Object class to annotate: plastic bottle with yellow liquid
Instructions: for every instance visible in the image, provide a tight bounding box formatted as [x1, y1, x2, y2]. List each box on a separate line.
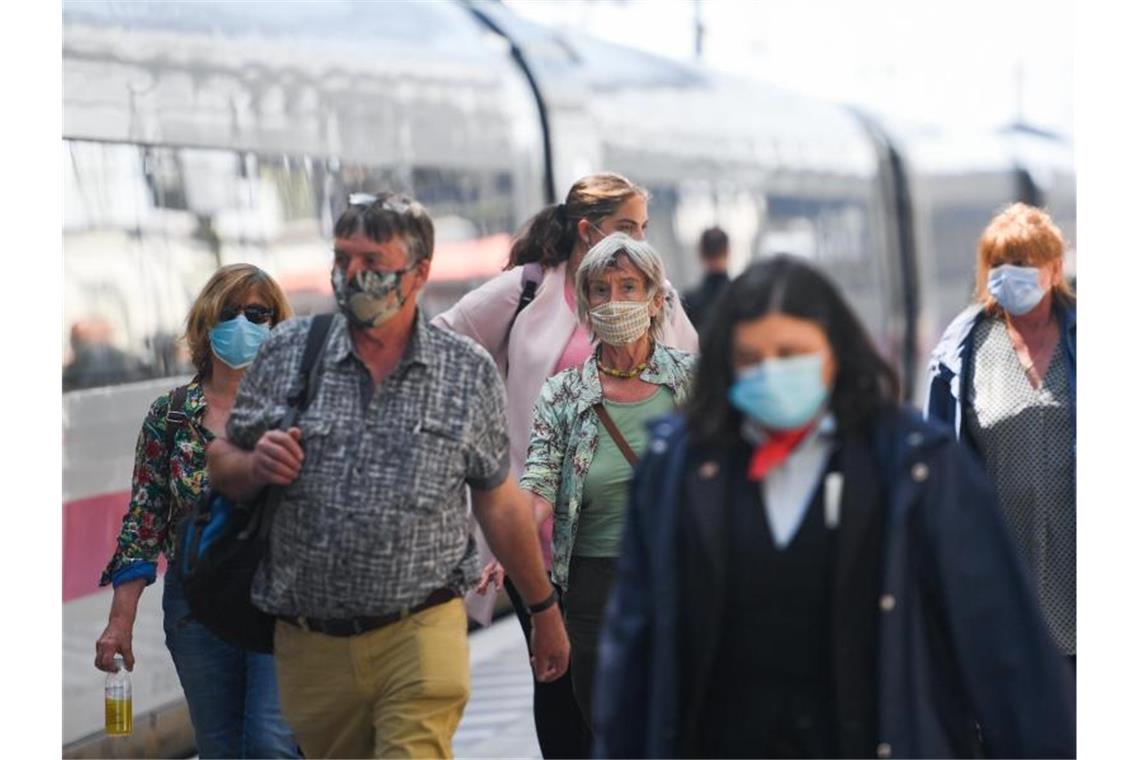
[105, 654, 132, 736]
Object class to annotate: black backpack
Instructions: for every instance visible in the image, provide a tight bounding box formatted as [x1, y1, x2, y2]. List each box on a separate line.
[176, 313, 334, 653]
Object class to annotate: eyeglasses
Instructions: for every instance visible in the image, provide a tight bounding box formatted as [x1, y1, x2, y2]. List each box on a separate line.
[220, 303, 275, 325]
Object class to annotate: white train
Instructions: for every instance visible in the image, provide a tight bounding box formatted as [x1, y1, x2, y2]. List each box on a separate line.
[62, 1, 1075, 755]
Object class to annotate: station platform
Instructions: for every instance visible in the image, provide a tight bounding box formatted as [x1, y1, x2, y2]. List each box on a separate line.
[454, 616, 541, 759]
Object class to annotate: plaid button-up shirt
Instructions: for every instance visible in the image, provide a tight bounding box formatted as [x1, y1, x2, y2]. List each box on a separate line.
[227, 310, 510, 618]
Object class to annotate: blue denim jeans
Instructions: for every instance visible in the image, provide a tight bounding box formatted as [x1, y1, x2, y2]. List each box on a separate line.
[162, 564, 299, 758]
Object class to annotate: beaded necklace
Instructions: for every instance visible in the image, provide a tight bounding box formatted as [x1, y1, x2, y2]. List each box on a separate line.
[595, 343, 652, 379]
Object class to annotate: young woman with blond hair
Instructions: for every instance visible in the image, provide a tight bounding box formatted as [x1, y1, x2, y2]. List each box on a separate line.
[95, 264, 299, 758]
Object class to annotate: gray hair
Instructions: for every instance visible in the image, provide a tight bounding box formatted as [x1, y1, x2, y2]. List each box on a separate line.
[575, 232, 668, 339]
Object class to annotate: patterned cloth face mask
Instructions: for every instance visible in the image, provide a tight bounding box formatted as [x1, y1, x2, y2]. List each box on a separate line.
[589, 299, 652, 346]
[331, 265, 414, 329]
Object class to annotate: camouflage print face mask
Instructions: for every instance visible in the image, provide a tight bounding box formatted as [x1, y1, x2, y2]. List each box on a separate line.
[330, 264, 415, 329]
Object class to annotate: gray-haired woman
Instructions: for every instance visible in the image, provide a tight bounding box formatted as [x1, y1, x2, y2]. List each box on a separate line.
[514, 232, 696, 734]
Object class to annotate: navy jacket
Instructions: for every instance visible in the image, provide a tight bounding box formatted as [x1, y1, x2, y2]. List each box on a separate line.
[593, 408, 1076, 759]
[926, 302, 1076, 451]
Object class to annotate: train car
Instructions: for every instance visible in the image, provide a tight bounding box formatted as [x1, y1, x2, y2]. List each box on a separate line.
[62, 1, 1075, 755]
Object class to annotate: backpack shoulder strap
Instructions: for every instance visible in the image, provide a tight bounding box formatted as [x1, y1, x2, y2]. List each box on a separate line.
[165, 384, 190, 463]
[513, 262, 543, 321]
[298, 313, 335, 407]
[503, 263, 545, 376]
[251, 313, 336, 541]
[164, 383, 190, 524]
[284, 313, 335, 423]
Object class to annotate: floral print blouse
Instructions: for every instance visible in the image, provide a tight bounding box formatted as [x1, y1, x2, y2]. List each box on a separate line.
[520, 343, 696, 592]
[99, 380, 213, 588]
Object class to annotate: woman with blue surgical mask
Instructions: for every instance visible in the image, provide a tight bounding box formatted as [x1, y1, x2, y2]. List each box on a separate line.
[926, 202, 1076, 669]
[592, 256, 1075, 759]
[96, 264, 300, 758]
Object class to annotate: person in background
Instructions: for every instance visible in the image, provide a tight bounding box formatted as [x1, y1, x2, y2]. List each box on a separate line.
[207, 193, 569, 759]
[681, 226, 730, 334]
[927, 202, 1076, 667]
[594, 256, 1075, 759]
[513, 233, 696, 739]
[95, 264, 298, 758]
[435, 172, 698, 758]
[63, 316, 149, 391]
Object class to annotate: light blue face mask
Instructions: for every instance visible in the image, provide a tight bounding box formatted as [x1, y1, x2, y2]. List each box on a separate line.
[209, 314, 271, 370]
[728, 352, 829, 431]
[987, 264, 1045, 316]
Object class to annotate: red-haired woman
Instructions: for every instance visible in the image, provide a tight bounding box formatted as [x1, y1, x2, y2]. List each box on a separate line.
[927, 203, 1076, 666]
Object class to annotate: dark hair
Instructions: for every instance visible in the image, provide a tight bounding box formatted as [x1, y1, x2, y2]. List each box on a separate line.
[685, 255, 900, 449]
[507, 172, 647, 269]
[333, 191, 434, 264]
[699, 226, 729, 260]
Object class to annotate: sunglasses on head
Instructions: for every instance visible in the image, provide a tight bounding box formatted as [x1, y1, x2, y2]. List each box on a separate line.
[348, 192, 412, 213]
[220, 303, 275, 325]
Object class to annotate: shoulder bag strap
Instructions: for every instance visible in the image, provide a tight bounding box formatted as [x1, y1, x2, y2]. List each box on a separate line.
[164, 384, 190, 524]
[250, 313, 336, 541]
[593, 402, 639, 468]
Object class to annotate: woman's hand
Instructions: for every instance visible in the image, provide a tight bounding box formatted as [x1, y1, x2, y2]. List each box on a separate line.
[95, 578, 145, 672]
[475, 560, 505, 595]
[530, 605, 570, 682]
[95, 618, 135, 672]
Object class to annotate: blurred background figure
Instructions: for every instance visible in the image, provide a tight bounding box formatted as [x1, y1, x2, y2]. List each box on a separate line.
[926, 203, 1076, 666]
[94, 264, 297, 759]
[681, 226, 730, 335]
[594, 256, 1075, 759]
[63, 317, 148, 391]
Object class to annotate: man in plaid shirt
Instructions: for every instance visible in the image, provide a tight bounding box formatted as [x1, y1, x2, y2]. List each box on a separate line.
[209, 192, 568, 759]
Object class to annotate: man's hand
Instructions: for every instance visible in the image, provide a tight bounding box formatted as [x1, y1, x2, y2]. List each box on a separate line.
[95, 618, 135, 673]
[529, 605, 570, 682]
[252, 427, 304, 486]
[475, 560, 505, 595]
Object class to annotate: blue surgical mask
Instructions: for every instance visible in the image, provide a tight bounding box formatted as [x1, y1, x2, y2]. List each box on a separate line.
[987, 264, 1045, 316]
[728, 353, 829, 431]
[209, 314, 271, 369]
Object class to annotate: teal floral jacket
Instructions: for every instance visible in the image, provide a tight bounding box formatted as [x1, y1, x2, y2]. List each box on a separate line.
[519, 344, 696, 592]
[99, 380, 214, 587]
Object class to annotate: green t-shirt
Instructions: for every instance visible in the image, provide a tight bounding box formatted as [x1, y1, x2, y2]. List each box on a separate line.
[575, 386, 676, 558]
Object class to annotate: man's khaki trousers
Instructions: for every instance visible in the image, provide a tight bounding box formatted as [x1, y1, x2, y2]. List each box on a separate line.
[273, 598, 470, 758]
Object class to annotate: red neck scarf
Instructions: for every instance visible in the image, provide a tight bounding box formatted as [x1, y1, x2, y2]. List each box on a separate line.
[747, 423, 815, 481]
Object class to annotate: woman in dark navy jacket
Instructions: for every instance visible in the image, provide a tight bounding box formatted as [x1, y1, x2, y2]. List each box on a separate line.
[593, 256, 1075, 759]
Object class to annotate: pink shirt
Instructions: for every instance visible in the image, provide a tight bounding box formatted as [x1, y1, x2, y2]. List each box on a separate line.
[553, 277, 595, 376]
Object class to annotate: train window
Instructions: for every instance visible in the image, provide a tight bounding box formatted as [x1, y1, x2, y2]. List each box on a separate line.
[142, 148, 189, 211]
[760, 192, 892, 354]
[64, 138, 524, 392]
